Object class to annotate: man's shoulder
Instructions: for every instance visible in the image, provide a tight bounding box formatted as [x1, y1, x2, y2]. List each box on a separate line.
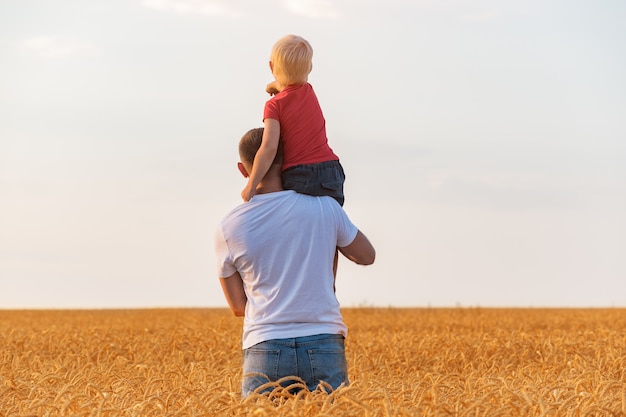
[221, 191, 296, 218]
[296, 194, 346, 218]
[222, 192, 340, 219]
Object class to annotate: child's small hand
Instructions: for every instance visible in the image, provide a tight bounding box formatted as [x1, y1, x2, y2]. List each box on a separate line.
[266, 81, 281, 96]
[241, 183, 256, 202]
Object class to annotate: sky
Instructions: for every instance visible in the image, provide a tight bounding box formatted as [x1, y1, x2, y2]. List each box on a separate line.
[1, 0, 625, 309]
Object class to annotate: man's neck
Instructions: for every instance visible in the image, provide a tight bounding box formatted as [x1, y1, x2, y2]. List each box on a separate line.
[254, 177, 284, 195]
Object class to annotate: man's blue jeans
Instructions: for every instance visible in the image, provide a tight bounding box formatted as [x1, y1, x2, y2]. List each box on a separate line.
[242, 333, 349, 397]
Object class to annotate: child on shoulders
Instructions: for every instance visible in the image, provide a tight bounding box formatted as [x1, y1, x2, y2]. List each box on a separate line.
[241, 34, 345, 206]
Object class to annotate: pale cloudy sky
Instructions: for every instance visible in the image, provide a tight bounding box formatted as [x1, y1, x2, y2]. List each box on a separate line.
[1, 0, 624, 309]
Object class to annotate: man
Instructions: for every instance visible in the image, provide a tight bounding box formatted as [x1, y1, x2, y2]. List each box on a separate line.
[215, 127, 375, 398]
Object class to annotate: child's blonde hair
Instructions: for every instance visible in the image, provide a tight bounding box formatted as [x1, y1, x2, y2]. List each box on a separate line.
[270, 35, 313, 87]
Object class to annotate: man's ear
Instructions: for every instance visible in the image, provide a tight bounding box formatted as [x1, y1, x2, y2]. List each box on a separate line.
[237, 162, 249, 178]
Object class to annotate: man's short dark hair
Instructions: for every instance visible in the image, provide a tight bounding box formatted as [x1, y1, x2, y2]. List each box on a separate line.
[239, 127, 283, 167]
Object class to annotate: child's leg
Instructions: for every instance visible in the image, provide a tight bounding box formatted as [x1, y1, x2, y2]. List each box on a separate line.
[282, 161, 345, 206]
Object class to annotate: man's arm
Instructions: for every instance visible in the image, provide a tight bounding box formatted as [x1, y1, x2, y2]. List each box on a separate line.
[339, 230, 376, 265]
[219, 272, 247, 317]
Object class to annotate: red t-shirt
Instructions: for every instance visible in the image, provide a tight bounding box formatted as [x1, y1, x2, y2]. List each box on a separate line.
[264, 83, 339, 171]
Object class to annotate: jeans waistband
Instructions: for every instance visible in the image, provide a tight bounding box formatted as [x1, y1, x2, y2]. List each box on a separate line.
[249, 333, 344, 349]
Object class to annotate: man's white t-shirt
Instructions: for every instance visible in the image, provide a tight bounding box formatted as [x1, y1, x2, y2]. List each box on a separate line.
[215, 190, 358, 349]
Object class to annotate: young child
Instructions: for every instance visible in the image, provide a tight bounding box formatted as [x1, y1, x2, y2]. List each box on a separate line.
[240, 34, 345, 206]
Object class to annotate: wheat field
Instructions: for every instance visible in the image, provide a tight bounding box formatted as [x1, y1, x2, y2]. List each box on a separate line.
[1, 308, 625, 416]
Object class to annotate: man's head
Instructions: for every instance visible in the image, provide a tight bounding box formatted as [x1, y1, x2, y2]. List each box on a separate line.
[269, 34, 313, 87]
[238, 127, 283, 179]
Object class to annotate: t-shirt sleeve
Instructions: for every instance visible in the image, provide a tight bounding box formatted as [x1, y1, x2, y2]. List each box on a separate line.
[263, 98, 279, 122]
[214, 225, 237, 278]
[333, 204, 359, 248]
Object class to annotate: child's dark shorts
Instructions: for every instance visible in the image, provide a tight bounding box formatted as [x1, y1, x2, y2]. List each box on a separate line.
[281, 160, 345, 206]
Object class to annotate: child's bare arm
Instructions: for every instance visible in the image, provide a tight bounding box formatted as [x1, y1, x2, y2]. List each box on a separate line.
[241, 118, 280, 201]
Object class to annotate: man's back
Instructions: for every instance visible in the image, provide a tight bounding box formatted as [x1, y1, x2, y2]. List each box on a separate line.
[215, 190, 357, 349]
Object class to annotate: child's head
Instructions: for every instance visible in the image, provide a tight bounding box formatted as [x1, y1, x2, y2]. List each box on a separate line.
[270, 35, 313, 87]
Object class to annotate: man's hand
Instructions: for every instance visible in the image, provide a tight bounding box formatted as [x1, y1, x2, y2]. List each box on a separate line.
[266, 81, 281, 96]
